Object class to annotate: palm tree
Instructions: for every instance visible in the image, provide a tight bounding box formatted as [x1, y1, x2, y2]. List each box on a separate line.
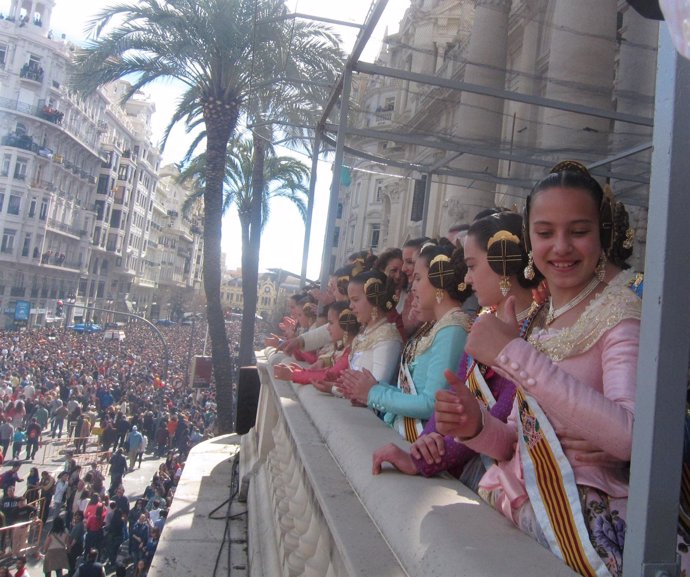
[71, 0, 341, 433]
[181, 137, 309, 291]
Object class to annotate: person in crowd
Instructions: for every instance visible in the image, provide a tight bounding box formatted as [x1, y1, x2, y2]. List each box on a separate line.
[41, 516, 70, 577]
[39, 470, 56, 524]
[398, 237, 430, 337]
[73, 549, 105, 577]
[0, 418, 13, 457]
[340, 242, 472, 438]
[67, 511, 85, 575]
[108, 449, 127, 497]
[1, 463, 23, 495]
[24, 417, 41, 460]
[126, 426, 143, 471]
[372, 212, 539, 485]
[12, 427, 26, 460]
[434, 161, 646, 577]
[340, 270, 403, 392]
[273, 302, 360, 392]
[24, 467, 40, 505]
[129, 513, 149, 565]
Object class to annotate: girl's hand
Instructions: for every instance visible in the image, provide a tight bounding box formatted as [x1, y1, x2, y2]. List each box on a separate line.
[434, 370, 483, 440]
[273, 364, 294, 381]
[372, 443, 417, 475]
[337, 369, 377, 405]
[410, 432, 445, 465]
[465, 296, 520, 365]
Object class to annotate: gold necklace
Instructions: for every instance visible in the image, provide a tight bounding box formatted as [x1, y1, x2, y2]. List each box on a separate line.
[546, 276, 601, 325]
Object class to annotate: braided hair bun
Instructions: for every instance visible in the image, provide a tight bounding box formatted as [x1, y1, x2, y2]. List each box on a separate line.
[420, 243, 473, 302]
[352, 270, 396, 311]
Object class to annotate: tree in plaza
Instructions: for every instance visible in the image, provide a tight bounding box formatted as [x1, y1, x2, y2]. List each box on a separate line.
[70, 0, 341, 433]
[180, 138, 309, 340]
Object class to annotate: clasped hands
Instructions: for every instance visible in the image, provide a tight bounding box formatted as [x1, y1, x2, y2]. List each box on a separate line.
[338, 368, 377, 405]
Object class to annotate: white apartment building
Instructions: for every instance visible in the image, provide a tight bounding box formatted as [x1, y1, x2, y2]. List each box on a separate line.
[0, 0, 203, 326]
[334, 0, 656, 273]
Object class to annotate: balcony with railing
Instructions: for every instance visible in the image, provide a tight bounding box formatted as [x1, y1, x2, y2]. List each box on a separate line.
[37, 250, 83, 270]
[46, 219, 87, 239]
[19, 62, 44, 83]
[240, 349, 577, 577]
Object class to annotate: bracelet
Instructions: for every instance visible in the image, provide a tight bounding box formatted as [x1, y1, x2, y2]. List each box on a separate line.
[453, 407, 486, 443]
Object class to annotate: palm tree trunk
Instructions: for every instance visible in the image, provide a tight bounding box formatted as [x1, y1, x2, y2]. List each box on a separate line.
[203, 103, 238, 434]
[238, 137, 266, 366]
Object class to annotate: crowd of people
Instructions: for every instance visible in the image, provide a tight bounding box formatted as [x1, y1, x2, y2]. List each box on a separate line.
[0, 317, 231, 576]
[266, 161, 685, 577]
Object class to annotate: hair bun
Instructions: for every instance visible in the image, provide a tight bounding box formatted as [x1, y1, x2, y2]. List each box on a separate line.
[550, 160, 591, 176]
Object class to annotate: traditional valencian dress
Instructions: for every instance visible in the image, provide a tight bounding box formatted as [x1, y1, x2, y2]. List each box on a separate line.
[348, 319, 402, 386]
[367, 307, 470, 442]
[464, 279, 641, 577]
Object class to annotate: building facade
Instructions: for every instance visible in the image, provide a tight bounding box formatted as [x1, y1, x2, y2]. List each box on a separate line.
[334, 0, 656, 273]
[0, 0, 203, 327]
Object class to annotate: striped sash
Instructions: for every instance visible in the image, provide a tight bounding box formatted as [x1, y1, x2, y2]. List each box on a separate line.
[465, 357, 497, 409]
[516, 388, 610, 577]
[394, 363, 424, 442]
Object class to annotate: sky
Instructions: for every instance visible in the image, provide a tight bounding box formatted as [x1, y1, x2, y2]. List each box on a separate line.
[40, 0, 411, 280]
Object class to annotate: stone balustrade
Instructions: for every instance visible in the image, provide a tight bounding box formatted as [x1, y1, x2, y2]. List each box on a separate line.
[240, 349, 578, 577]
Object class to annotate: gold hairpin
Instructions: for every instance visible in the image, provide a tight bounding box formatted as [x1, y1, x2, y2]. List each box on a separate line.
[429, 254, 450, 267]
[487, 231, 520, 249]
[363, 277, 382, 292]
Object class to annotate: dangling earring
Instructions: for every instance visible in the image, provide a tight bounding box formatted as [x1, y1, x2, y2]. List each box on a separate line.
[435, 289, 445, 304]
[499, 276, 511, 297]
[595, 252, 607, 282]
[370, 308, 379, 322]
[341, 333, 349, 348]
[524, 252, 535, 281]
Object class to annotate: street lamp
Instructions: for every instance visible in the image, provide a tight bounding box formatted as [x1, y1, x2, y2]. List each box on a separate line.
[64, 295, 76, 333]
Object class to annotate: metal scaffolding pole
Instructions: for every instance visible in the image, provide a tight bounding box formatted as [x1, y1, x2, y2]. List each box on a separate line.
[319, 66, 352, 291]
[301, 131, 321, 287]
[623, 26, 690, 577]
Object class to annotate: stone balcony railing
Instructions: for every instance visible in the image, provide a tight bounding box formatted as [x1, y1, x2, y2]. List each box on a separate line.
[239, 349, 578, 577]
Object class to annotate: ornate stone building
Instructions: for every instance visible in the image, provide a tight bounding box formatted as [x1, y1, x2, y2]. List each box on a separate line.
[0, 0, 203, 326]
[334, 0, 656, 273]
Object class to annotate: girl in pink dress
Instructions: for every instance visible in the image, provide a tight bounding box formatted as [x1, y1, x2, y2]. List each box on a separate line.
[435, 162, 642, 577]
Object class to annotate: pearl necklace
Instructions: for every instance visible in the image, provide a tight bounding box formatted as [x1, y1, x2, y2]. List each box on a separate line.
[546, 276, 601, 325]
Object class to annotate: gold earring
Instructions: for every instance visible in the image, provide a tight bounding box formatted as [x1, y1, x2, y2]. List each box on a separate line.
[623, 228, 634, 250]
[524, 252, 535, 281]
[435, 289, 444, 304]
[499, 276, 511, 297]
[370, 308, 379, 322]
[458, 282, 467, 292]
[596, 252, 607, 282]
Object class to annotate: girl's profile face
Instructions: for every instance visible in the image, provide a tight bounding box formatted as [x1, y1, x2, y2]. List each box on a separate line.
[326, 308, 345, 342]
[463, 234, 502, 308]
[411, 259, 435, 314]
[347, 282, 373, 325]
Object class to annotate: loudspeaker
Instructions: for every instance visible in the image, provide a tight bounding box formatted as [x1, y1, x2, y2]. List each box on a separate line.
[235, 366, 261, 434]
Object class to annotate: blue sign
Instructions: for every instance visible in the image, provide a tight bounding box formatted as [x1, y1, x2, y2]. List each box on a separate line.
[14, 301, 31, 321]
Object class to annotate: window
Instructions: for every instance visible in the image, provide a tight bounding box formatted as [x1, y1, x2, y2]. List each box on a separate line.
[336, 203, 343, 219]
[28, 198, 36, 218]
[97, 175, 110, 195]
[0, 194, 5, 213]
[1, 154, 10, 177]
[14, 158, 28, 180]
[21, 233, 31, 257]
[375, 179, 383, 203]
[0, 44, 6, 69]
[349, 224, 355, 246]
[1, 230, 16, 254]
[333, 226, 340, 247]
[410, 176, 427, 222]
[39, 200, 48, 221]
[370, 223, 380, 249]
[7, 196, 20, 216]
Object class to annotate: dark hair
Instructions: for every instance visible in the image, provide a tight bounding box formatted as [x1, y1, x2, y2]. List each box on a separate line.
[418, 243, 472, 302]
[50, 517, 66, 534]
[403, 237, 430, 250]
[350, 270, 395, 311]
[329, 301, 361, 336]
[525, 161, 610, 251]
[467, 212, 542, 289]
[474, 207, 509, 221]
[374, 248, 402, 274]
[334, 264, 358, 296]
